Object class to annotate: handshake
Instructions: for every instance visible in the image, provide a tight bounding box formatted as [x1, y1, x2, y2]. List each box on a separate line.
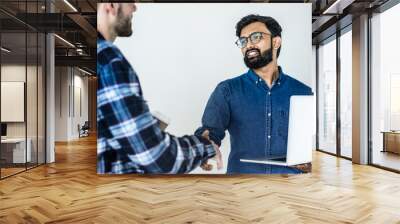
[152, 112, 222, 172]
[200, 130, 223, 171]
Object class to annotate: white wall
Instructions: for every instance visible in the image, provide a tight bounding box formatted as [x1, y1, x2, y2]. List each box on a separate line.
[54, 67, 89, 141]
[1, 66, 25, 127]
[1, 82, 25, 122]
[115, 3, 312, 174]
[1, 64, 46, 164]
[1, 65, 26, 141]
[1, 65, 34, 138]
[55, 66, 68, 141]
[72, 72, 89, 138]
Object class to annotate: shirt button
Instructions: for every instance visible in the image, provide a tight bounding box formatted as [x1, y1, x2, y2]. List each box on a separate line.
[268, 92, 271, 95]
[268, 113, 271, 117]
[268, 135, 271, 139]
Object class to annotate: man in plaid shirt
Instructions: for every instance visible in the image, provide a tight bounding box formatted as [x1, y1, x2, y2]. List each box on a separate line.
[97, 3, 222, 174]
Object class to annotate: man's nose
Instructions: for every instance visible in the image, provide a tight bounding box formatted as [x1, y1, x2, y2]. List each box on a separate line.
[244, 44, 257, 53]
[246, 40, 257, 48]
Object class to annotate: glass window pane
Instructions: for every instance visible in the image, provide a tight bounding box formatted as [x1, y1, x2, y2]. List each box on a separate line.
[340, 29, 352, 158]
[1, 0, 46, 178]
[318, 37, 337, 154]
[1, 30, 27, 177]
[371, 3, 400, 171]
[27, 31, 38, 169]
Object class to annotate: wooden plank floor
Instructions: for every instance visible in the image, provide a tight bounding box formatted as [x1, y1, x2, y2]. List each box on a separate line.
[0, 167, 26, 178]
[1, 134, 400, 224]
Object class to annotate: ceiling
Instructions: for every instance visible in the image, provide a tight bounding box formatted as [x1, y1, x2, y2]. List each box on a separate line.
[0, 0, 396, 75]
[0, 0, 96, 74]
[131, 0, 391, 43]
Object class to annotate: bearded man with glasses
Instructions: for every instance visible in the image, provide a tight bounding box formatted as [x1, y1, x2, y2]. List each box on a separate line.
[195, 14, 313, 174]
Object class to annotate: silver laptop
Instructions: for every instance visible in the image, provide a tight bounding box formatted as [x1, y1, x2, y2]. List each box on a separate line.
[240, 95, 314, 166]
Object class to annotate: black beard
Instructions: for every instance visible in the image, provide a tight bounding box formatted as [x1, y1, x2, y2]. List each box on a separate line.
[244, 48, 273, 69]
[115, 8, 133, 37]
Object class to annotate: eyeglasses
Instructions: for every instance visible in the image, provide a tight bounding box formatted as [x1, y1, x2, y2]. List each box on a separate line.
[235, 32, 271, 49]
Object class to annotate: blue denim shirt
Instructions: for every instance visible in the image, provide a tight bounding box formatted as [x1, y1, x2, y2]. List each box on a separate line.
[195, 67, 313, 174]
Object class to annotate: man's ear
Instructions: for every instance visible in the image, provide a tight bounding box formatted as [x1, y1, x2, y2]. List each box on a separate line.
[273, 36, 281, 50]
[105, 3, 119, 16]
[272, 36, 281, 62]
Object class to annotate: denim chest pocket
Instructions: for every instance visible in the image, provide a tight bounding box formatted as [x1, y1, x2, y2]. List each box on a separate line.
[271, 109, 289, 155]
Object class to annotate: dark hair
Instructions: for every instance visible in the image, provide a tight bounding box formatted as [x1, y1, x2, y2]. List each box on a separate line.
[236, 14, 282, 56]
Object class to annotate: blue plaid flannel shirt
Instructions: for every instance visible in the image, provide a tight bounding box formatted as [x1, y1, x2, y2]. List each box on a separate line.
[97, 33, 216, 174]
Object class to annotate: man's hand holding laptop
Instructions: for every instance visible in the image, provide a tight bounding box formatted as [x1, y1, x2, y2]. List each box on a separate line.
[290, 163, 312, 173]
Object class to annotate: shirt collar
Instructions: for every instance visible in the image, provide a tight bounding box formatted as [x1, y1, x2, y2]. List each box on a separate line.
[247, 66, 286, 86]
